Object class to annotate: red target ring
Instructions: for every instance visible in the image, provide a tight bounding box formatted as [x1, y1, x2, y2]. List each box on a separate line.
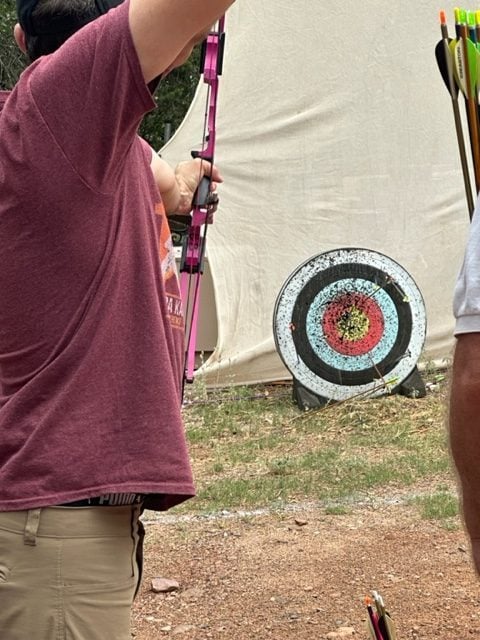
[322, 293, 384, 356]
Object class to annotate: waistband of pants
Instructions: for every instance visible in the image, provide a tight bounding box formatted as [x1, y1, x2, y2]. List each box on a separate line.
[0, 504, 142, 539]
[58, 493, 146, 507]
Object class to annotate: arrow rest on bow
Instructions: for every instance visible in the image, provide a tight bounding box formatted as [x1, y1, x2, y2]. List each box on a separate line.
[179, 18, 226, 390]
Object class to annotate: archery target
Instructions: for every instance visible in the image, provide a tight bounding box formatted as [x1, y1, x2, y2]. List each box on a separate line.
[273, 248, 427, 402]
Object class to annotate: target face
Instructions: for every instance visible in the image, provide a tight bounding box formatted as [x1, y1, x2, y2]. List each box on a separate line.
[273, 248, 427, 401]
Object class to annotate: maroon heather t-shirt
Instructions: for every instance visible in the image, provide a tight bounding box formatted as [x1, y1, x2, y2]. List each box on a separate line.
[0, 1, 194, 511]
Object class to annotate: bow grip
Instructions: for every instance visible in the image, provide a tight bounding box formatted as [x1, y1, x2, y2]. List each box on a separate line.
[193, 176, 211, 208]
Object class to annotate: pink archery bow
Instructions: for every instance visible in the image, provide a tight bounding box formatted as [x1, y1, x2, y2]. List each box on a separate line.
[179, 17, 226, 387]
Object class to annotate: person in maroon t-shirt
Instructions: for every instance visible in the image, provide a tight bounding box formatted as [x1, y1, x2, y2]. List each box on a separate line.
[0, 0, 234, 638]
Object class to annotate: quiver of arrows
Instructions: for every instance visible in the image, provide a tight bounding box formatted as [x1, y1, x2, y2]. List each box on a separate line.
[365, 591, 397, 640]
[435, 8, 480, 220]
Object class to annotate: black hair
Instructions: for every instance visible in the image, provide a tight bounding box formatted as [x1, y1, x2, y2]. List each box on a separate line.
[21, 0, 123, 62]
[24, 0, 98, 61]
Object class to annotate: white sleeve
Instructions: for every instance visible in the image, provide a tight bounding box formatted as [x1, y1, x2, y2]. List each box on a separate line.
[454, 196, 480, 334]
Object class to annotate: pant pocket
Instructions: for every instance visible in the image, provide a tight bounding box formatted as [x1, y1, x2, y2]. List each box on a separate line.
[62, 534, 136, 592]
[0, 563, 11, 582]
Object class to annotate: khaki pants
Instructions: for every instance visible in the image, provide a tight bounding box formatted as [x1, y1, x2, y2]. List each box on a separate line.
[0, 505, 144, 640]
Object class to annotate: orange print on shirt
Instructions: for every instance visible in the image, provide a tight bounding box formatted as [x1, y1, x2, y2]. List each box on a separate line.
[155, 201, 177, 283]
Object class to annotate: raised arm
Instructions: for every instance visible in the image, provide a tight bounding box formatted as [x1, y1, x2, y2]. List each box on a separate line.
[129, 0, 235, 83]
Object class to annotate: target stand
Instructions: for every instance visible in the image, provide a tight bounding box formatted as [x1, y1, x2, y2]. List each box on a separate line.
[273, 248, 427, 411]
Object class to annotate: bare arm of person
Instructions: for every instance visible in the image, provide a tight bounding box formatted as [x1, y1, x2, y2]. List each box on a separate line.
[149, 150, 223, 215]
[449, 332, 480, 573]
[149, 151, 180, 214]
[129, 0, 236, 83]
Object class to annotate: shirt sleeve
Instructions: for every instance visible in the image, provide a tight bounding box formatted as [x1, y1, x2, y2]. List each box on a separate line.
[28, 0, 155, 192]
[453, 196, 480, 334]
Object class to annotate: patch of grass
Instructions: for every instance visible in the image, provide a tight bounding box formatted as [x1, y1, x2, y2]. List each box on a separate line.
[186, 448, 451, 513]
[412, 490, 459, 521]
[172, 382, 455, 515]
[441, 520, 461, 531]
[186, 390, 293, 445]
[211, 461, 225, 473]
[325, 505, 351, 515]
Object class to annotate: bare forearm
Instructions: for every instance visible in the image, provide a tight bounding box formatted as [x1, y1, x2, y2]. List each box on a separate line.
[149, 153, 180, 213]
[149, 152, 199, 215]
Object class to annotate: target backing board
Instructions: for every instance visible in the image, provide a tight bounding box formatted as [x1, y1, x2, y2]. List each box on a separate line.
[273, 248, 427, 402]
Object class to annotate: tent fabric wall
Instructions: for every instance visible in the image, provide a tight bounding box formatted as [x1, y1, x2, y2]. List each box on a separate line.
[161, 1, 470, 386]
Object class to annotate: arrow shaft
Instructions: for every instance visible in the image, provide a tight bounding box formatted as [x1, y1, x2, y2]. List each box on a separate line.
[451, 91, 475, 218]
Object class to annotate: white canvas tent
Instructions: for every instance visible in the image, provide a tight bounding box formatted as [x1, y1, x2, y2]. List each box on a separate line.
[162, 1, 470, 386]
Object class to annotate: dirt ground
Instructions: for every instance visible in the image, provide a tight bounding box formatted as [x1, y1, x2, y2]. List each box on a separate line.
[131, 493, 480, 639]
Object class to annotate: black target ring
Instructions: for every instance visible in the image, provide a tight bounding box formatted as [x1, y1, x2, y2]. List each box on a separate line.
[292, 263, 412, 386]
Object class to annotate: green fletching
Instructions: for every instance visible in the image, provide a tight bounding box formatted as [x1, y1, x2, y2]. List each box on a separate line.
[451, 38, 477, 96]
[466, 36, 478, 95]
[476, 48, 480, 92]
[460, 9, 468, 24]
[468, 11, 476, 28]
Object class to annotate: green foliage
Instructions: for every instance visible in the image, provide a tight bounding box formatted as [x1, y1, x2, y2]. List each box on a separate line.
[0, 1, 200, 144]
[139, 46, 202, 151]
[0, 0, 26, 89]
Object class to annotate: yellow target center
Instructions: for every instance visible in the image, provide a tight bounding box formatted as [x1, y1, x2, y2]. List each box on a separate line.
[337, 306, 370, 341]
